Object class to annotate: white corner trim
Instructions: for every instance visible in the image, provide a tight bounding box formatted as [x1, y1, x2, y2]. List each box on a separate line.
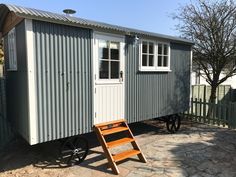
[25, 19, 38, 145]
[190, 47, 193, 103]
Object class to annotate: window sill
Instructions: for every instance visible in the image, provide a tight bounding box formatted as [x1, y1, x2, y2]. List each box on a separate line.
[7, 69, 17, 72]
[139, 68, 172, 72]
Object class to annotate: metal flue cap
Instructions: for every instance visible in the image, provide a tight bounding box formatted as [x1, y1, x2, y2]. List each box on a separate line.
[63, 9, 76, 16]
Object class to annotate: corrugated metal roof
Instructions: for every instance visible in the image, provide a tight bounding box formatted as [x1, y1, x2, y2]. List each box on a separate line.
[0, 4, 194, 45]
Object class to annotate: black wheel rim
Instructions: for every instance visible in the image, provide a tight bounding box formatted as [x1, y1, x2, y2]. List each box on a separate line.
[60, 136, 89, 166]
[166, 114, 181, 133]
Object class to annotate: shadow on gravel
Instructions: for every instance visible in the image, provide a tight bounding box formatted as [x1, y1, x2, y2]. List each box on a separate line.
[0, 119, 168, 173]
[169, 120, 236, 177]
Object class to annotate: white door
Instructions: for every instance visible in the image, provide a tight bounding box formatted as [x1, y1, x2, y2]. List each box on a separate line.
[93, 33, 125, 125]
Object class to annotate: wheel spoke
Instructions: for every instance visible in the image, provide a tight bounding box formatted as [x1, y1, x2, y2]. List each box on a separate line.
[171, 123, 175, 131]
[60, 136, 89, 166]
[76, 154, 83, 162]
[69, 141, 75, 149]
[173, 123, 178, 131]
[67, 153, 75, 164]
[61, 149, 73, 154]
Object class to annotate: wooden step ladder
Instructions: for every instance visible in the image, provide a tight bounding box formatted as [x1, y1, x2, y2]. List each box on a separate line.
[93, 119, 147, 175]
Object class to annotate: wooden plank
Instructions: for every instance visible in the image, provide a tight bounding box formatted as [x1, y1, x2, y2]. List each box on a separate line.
[113, 149, 140, 162]
[93, 126, 120, 174]
[195, 98, 198, 121]
[203, 99, 206, 123]
[2, 12, 24, 36]
[207, 102, 211, 124]
[227, 103, 231, 127]
[218, 102, 222, 126]
[107, 137, 134, 148]
[199, 98, 202, 123]
[124, 121, 147, 163]
[94, 119, 125, 128]
[191, 97, 193, 121]
[101, 126, 128, 136]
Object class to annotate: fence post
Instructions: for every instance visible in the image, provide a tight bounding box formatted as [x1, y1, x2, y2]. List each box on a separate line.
[199, 98, 202, 123]
[203, 98, 206, 123]
[191, 97, 193, 121]
[195, 98, 198, 122]
[228, 103, 232, 128]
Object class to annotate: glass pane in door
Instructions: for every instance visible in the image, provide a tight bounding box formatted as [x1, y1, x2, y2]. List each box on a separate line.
[111, 61, 120, 78]
[110, 42, 119, 60]
[99, 40, 109, 59]
[99, 60, 109, 79]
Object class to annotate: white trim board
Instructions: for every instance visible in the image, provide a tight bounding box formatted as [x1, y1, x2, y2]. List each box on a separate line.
[25, 19, 38, 145]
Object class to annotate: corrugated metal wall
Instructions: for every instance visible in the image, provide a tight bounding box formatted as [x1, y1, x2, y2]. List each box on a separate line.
[5, 20, 29, 141]
[33, 21, 93, 143]
[125, 36, 191, 123]
[0, 78, 13, 149]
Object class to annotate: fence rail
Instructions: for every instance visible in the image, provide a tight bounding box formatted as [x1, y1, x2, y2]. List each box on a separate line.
[192, 85, 236, 102]
[185, 98, 236, 129]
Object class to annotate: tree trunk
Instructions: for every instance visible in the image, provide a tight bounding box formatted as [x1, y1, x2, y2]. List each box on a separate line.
[207, 84, 217, 117]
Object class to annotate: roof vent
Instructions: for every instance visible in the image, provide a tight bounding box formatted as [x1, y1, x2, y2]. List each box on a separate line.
[63, 9, 76, 16]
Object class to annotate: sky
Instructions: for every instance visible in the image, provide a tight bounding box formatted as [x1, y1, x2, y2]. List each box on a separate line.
[0, 0, 196, 36]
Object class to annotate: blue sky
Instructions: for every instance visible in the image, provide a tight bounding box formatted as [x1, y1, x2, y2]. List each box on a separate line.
[1, 0, 195, 36]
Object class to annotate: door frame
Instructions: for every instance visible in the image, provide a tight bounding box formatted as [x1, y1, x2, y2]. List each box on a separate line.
[92, 31, 125, 125]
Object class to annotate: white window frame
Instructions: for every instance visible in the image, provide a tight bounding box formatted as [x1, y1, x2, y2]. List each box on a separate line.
[140, 39, 156, 70]
[139, 39, 171, 72]
[7, 28, 17, 71]
[93, 32, 125, 84]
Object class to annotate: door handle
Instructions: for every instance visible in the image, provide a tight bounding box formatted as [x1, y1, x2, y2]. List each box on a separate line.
[120, 71, 123, 82]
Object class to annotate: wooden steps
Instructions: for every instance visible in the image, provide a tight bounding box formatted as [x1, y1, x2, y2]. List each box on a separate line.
[94, 119, 147, 175]
[107, 137, 134, 148]
[113, 149, 140, 162]
[101, 126, 128, 135]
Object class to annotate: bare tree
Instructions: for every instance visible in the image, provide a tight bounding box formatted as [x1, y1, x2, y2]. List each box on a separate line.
[0, 40, 3, 64]
[174, 0, 236, 107]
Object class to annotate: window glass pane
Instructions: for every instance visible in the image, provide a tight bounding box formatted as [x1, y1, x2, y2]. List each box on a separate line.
[142, 42, 148, 53]
[8, 28, 17, 70]
[142, 54, 148, 66]
[110, 42, 119, 49]
[99, 40, 109, 59]
[149, 43, 154, 54]
[158, 44, 162, 55]
[99, 61, 109, 79]
[111, 61, 120, 78]
[163, 56, 168, 66]
[158, 56, 162, 66]
[149, 55, 154, 66]
[111, 49, 119, 60]
[164, 44, 168, 55]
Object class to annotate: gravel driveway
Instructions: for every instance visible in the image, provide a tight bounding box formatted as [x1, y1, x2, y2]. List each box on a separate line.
[0, 119, 236, 177]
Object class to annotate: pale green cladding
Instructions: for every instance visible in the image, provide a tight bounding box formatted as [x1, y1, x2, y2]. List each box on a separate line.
[33, 21, 93, 143]
[125, 37, 191, 123]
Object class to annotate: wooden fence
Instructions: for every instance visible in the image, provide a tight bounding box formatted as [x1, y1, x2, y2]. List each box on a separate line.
[192, 85, 236, 102]
[185, 98, 236, 129]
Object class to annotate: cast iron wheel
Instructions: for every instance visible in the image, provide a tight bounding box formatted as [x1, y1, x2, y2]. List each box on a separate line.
[60, 136, 89, 166]
[166, 114, 181, 133]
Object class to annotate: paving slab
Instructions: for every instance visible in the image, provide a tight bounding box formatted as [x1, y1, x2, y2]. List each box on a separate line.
[0, 119, 236, 177]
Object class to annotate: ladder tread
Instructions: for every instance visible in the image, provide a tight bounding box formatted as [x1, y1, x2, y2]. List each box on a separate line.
[101, 126, 129, 135]
[113, 149, 141, 162]
[93, 119, 147, 174]
[94, 119, 126, 128]
[107, 137, 134, 148]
